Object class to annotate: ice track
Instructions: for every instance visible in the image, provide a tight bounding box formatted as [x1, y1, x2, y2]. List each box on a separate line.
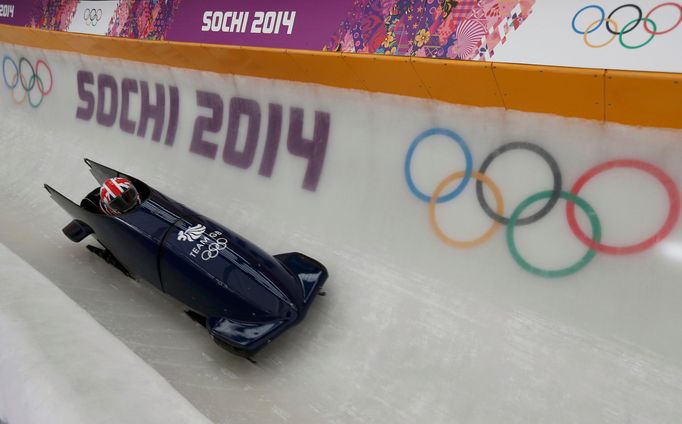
[2, 43, 682, 423]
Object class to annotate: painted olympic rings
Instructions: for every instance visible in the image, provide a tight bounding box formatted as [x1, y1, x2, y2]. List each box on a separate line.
[84, 8, 103, 26]
[566, 159, 680, 255]
[404, 129, 681, 278]
[572, 3, 682, 49]
[404, 128, 473, 203]
[430, 171, 504, 248]
[476, 142, 562, 226]
[507, 191, 602, 278]
[2, 55, 53, 108]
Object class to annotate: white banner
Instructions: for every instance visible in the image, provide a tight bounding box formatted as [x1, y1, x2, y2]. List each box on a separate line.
[493, 1, 682, 73]
[67, 1, 120, 36]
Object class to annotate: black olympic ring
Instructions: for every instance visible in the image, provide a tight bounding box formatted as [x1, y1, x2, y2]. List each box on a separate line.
[475, 142, 562, 226]
[605, 4, 642, 35]
[2, 55, 53, 108]
[18, 57, 34, 91]
[84, 8, 102, 26]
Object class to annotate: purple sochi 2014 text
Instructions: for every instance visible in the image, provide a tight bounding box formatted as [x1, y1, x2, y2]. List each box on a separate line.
[75, 70, 330, 191]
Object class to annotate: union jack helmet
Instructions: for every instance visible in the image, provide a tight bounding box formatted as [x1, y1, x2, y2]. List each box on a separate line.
[99, 177, 140, 216]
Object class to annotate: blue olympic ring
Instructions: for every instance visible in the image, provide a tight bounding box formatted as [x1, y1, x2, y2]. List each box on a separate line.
[404, 128, 473, 203]
[2, 55, 17, 89]
[572, 5, 605, 34]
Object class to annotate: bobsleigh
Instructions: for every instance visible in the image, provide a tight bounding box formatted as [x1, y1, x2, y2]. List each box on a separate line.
[44, 159, 328, 357]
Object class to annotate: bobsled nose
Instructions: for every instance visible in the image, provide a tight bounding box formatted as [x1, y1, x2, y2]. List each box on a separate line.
[274, 252, 328, 304]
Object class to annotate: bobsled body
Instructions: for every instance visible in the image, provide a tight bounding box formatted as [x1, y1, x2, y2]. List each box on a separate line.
[45, 159, 327, 355]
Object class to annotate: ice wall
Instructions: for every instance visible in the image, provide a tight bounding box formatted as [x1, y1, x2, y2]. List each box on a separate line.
[0, 243, 211, 424]
[2, 42, 682, 423]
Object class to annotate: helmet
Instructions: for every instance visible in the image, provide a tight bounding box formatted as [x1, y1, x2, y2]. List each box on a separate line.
[99, 177, 140, 216]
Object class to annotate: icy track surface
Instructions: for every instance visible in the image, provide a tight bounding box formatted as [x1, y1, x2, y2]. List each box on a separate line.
[0, 243, 211, 424]
[2, 43, 682, 423]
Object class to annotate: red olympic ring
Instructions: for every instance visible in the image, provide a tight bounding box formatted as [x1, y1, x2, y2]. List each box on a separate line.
[35, 59, 53, 95]
[644, 2, 682, 35]
[566, 159, 680, 255]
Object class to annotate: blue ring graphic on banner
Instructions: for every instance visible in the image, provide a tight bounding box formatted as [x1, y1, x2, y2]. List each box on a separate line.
[572, 5, 606, 34]
[404, 128, 473, 203]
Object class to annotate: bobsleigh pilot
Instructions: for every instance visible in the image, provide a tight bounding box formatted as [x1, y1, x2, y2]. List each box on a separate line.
[99, 177, 140, 216]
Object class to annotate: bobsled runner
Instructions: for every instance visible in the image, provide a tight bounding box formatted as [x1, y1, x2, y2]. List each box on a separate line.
[44, 159, 328, 357]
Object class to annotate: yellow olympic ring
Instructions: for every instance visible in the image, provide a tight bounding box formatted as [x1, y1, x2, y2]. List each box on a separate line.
[429, 171, 504, 249]
[11, 73, 27, 104]
[584, 18, 619, 48]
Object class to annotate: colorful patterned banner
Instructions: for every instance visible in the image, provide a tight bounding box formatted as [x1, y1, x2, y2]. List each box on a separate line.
[0, 0, 31, 26]
[26, 0, 182, 39]
[165, 0, 354, 50]
[4, 1, 682, 72]
[4, 0, 536, 61]
[323, 0, 535, 60]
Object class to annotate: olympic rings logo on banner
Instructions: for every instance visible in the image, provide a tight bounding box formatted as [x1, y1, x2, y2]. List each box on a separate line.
[2, 55, 53, 108]
[404, 128, 681, 278]
[84, 8, 103, 26]
[572, 3, 682, 49]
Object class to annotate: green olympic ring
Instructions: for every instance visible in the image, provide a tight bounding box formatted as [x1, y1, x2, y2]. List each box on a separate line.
[26, 74, 45, 108]
[506, 190, 602, 278]
[619, 18, 656, 49]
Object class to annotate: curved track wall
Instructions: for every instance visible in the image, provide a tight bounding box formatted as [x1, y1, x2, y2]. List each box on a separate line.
[0, 243, 211, 424]
[1, 25, 682, 129]
[2, 40, 682, 423]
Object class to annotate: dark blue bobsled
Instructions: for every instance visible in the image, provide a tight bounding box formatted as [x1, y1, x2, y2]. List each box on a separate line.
[44, 159, 328, 356]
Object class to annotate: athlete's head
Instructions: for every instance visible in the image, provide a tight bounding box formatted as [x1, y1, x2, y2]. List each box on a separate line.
[99, 177, 140, 216]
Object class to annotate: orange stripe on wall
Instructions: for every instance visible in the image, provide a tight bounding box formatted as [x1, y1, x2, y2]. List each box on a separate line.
[1, 25, 681, 129]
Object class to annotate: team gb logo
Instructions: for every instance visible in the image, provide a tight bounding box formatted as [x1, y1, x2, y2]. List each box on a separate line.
[177, 224, 206, 241]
